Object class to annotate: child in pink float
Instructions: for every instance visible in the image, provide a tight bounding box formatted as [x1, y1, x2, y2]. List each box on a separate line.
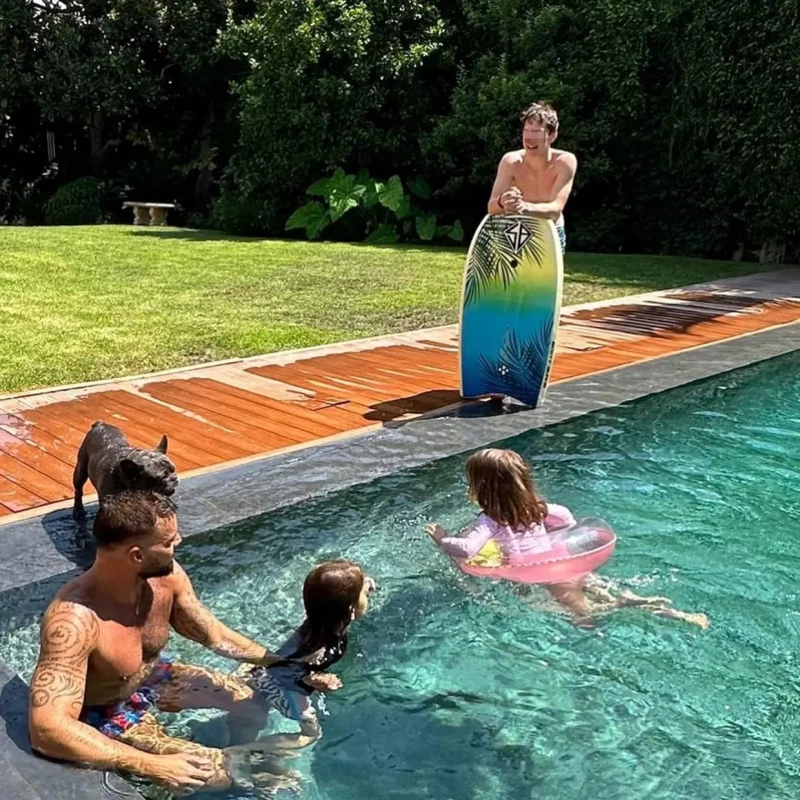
[426, 448, 708, 628]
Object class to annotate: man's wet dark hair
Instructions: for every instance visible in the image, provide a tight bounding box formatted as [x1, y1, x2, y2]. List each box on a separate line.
[93, 490, 177, 547]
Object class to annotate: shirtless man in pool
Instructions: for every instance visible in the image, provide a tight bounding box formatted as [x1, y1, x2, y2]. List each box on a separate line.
[488, 101, 577, 252]
[28, 490, 289, 795]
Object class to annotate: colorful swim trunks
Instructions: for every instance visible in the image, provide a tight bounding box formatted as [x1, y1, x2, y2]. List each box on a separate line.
[81, 656, 175, 738]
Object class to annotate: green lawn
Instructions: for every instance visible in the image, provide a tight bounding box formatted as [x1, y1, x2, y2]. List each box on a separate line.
[0, 225, 767, 394]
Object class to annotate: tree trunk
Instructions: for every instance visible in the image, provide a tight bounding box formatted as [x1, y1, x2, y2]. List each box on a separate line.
[89, 110, 105, 177]
[193, 101, 216, 209]
[758, 239, 786, 264]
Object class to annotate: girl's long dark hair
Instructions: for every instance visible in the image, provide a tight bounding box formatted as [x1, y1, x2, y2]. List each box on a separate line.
[288, 560, 365, 660]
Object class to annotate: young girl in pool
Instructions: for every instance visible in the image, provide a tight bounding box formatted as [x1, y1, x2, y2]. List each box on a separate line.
[427, 448, 708, 628]
[237, 560, 376, 747]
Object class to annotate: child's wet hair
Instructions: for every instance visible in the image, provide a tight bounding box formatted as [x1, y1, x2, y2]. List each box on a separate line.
[466, 448, 548, 529]
[290, 560, 365, 658]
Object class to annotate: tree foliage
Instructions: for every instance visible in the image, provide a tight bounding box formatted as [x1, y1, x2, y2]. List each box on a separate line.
[2, 0, 799, 260]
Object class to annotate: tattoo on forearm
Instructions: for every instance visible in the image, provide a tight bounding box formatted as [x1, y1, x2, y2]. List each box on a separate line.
[171, 592, 264, 661]
[53, 719, 158, 776]
[211, 641, 261, 661]
[170, 595, 213, 644]
[121, 716, 231, 787]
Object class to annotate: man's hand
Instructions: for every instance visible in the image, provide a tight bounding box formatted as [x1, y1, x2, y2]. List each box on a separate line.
[147, 753, 216, 792]
[255, 652, 282, 668]
[499, 187, 522, 213]
[425, 523, 447, 544]
[504, 193, 528, 214]
[305, 673, 343, 692]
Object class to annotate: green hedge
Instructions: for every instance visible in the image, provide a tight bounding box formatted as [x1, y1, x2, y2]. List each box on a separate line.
[44, 177, 103, 226]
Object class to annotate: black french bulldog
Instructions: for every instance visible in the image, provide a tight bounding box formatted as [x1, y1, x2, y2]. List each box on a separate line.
[72, 421, 178, 521]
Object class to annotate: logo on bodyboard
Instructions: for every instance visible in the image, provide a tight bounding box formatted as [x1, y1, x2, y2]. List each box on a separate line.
[503, 221, 533, 254]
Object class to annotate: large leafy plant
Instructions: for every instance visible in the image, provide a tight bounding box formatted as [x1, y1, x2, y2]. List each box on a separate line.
[286, 168, 464, 245]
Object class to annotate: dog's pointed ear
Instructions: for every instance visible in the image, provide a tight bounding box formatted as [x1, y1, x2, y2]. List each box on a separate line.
[118, 458, 141, 487]
[156, 435, 168, 454]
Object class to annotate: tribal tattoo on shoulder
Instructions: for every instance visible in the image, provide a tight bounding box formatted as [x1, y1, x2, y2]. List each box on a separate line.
[30, 605, 98, 712]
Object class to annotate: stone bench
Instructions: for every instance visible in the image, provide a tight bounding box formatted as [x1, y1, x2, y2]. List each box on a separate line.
[123, 201, 176, 227]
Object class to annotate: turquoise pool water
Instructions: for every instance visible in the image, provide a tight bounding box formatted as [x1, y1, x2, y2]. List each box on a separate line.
[4, 351, 800, 799]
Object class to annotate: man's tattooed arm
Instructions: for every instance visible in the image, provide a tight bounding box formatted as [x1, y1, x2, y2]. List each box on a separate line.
[169, 564, 279, 666]
[28, 601, 164, 778]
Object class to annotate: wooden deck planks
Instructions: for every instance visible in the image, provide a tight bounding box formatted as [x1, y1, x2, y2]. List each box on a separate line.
[1, 280, 798, 518]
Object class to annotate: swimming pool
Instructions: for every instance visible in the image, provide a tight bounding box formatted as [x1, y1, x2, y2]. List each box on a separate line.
[3, 349, 800, 799]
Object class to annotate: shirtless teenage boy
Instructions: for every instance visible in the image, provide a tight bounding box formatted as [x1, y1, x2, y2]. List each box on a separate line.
[28, 491, 287, 794]
[488, 102, 577, 252]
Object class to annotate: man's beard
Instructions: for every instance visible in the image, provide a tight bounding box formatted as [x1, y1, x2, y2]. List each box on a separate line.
[139, 560, 175, 579]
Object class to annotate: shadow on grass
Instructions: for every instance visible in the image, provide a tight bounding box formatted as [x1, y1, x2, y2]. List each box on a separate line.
[125, 227, 777, 297]
[123, 227, 468, 256]
[123, 228, 264, 244]
[564, 252, 773, 293]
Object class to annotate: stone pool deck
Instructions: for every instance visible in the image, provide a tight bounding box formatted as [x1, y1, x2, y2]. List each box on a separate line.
[1, 267, 799, 524]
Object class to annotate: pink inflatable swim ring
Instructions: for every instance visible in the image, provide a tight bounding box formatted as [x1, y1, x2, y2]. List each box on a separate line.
[457, 517, 617, 585]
